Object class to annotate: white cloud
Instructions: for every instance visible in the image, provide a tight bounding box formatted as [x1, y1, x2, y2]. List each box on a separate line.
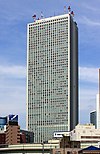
[0, 64, 26, 129]
[0, 65, 26, 78]
[0, 86, 26, 114]
[74, 66, 98, 113]
[79, 84, 97, 124]
[79, 66, 99, 123]
[78, 16, 100, 26]
[82, 3, 100, 12]
[79, 88, 97, 109]
[79, 66, 99, 83]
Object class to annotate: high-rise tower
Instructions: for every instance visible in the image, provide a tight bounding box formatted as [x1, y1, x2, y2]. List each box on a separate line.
[26, 13, 78, 143]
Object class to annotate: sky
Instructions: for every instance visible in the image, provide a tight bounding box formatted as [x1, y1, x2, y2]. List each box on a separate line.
[0, 0, 100, 129]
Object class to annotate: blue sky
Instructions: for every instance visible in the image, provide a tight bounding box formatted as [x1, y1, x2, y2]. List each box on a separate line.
[0, 0, 100, 129]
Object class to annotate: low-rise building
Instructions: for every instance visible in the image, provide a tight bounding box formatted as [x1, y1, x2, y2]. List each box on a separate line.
[6, 122, 20, 145]
[70, 124, 100, 148]
[0, 133, 6, 144]
[52, 148, 80, 154]
[60, 136, 80, 149]
[6, 115, 20, 145]
[20, 129, 34, 143]
[0, 125, 6, 144]
[0, 116, 7, 129]
[79, 145, 100, 154]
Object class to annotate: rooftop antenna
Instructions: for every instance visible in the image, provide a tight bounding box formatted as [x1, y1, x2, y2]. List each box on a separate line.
[68, 6, 71, 14]
[64, 6, 67, 14]
[71, 11, 74, 17]
[41, 11, 44, 19]
[32, 14, 36, 21]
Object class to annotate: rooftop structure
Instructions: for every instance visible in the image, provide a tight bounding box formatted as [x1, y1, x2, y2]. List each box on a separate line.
[70, 124, 100, 148]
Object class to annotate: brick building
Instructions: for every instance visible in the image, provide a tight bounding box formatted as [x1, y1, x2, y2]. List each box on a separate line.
[6, 122, 20, 145]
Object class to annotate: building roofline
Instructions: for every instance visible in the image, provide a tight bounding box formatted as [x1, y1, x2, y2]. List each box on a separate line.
[28, 13, 71, 25]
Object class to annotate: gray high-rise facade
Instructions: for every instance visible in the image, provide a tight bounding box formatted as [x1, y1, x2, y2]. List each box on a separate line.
[90, 110, 97, 128]
[26, 13, 78, 143]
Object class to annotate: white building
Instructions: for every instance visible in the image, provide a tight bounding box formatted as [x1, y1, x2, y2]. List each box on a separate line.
[70, 124, 100, 148]
[27, 13, 78, 143]
[97, 94, 99, 128]
[96, 69, 100, 129]
[53, 131, 70, 138]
